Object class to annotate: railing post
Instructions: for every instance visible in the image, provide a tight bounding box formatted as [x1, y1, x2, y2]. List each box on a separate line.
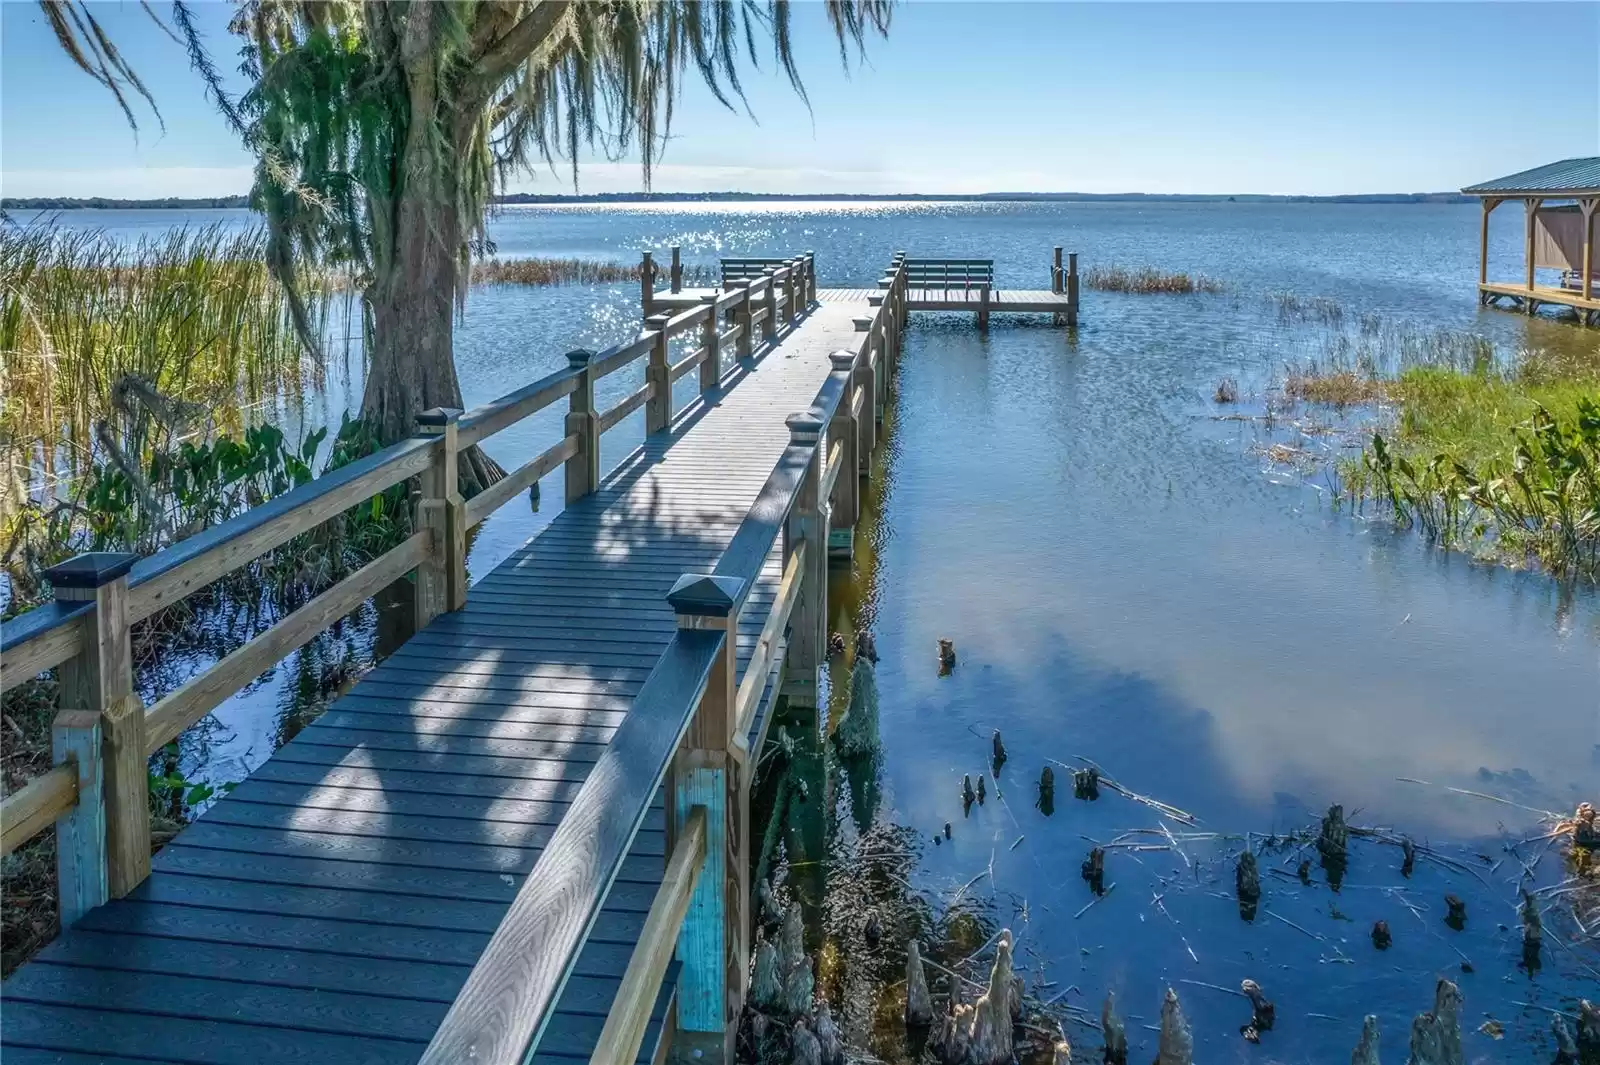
[564, 349, 600, 503]
[645, 313, 672, 434]
[44, 552, 147, 899]
[735, 282, 754, 362]
[805, 251, 817, 304]
[827, 352, 860, 561]
[52, 709, 105, 926]
[641, 252, 655, 318]
[1067, 252, 1080, 327]
[761, 271, 778, 343]
[782, 412, 827, 710]
[1053, 246, 1064, 294]
[781, 263, 795, 326]
[855, 343, 877, 475]
[415, 407, 466, 628]
[699, 294, 721, 393]
[665, 573, 747, 1065]
[670, 245, 683, 294]
[978, 283, 991, 330]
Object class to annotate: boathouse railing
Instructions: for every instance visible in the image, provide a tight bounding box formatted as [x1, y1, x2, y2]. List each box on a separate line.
[417, 258, 907, 1065]
[0, 252, 817, 927]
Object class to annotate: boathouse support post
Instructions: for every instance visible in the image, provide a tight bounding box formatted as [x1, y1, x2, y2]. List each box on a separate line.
[782, 411, 828, 710]
[44, 552, 148, 900]
[665, 572, 747, 1065]
[645, 313, 673, 434]
[52, 710, 105, 926]
[699, 294, 721, 392]
[670, 246, 683, 294]
[564, 349, 601, 503]
[1581, 198, 1596, 302]
[415, 407, 467, 628]
[641, 252, 655, 317]
[1478, 198, 1501, 288]
[1524, 197, 1544, 297]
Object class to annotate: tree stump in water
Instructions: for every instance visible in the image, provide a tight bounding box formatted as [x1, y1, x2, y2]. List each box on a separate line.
[931, 994, 974, 1065]
[1100, 993, 1128, 1065]
[835, 658, 880, 759]
[1401, 836, 1416, 877]
[1081, 847, 1106, 896]
[991, 731, 1007, 776]
[1038, 766, 1055, 816]
[1351, 1016, 1381, 1065]
[1156, 988, 1194, 1065]
[1519, 889, 1542, 970]
[814, 1002, 844, 1065]
[1073, 766, 1100, 801]
[1239, 979, 1274, 1043]
[753, 935, 783, 1011]
[1406, 979, 1463, 1065]
[966, 931, 1016, 1065]
[792, 1020, 822, 1065]
[1443, 894, 1466, 932]
[1318, 804, 1348, 888]
[777, 904, 815, 1018]
[1576, 1000, 1600, 1061]
[906, 940, 934, 1029]
[962, 775, 977, 812]
[855, 629, 878, 663]
[1371, 920, 1392, 950]
[1235, 851, 1260, 921]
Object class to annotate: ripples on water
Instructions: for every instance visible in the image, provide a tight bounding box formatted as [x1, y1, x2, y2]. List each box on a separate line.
[39, 203, 1598, 1057]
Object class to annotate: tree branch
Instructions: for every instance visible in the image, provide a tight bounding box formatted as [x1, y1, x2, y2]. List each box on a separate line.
[468, 0, 570, 100]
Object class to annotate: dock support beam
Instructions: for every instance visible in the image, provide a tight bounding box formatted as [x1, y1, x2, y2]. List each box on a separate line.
[1581, 198, 1596, 302]
[666, 573, 747, 1065]
[641, 252, 656, 318]
[735, 281, 754, 363]
[699, 294, 721, 392]
[564, 349, 600, 503]
[1067, 252, 1080, 327]
[782, 412, 828, 710]
[1524, 197, 1544, 301]
[415, 407, 466, 628]
[44, 552, 148, 901]
[645, 313, 672, 434]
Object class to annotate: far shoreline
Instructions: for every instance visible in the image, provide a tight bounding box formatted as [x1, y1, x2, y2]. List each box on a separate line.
[2, 190, 1474, 211]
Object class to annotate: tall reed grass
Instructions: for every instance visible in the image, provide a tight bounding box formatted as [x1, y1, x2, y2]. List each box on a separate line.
[1, 220, 328, 480]
[471, 257, 712, 287]
[1085, 265, 1225, 295]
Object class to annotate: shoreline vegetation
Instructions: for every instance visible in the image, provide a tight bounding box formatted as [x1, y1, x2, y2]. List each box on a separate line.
[1085, 264, 1226, 295]
[2, 191, 1476, 211]
[1212, 300, 1600, 581]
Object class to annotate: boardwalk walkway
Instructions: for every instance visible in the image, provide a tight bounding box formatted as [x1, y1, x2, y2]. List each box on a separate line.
[1, 292, 874, 1065]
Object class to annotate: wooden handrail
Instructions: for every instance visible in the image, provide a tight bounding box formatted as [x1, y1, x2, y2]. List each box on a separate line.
[125, 434, 437, 626]
[589, 806, 707, 1065]
[731, 544, 804, 750]
[0, 763, 78, 856]
[0, 602, 90, 694]
[596, 382, 655, 435]
[465, 435, 580, 529]
[592, 332, 660, 380]
[670, 346, 706, 383]
[142, 531, 431, 755]
[819, 438, 846, 504]
[458, 365, 582, 448]
[418, 627, 726, 1065]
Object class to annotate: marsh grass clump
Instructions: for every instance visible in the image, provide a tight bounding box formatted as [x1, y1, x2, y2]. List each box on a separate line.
[1283, 367, 1387, 409]
[1213, 378, 1239, 404]
[1270, 290, 1345, 326]
[471, 257, 712, 287]
[1085, 265, 1225, 295]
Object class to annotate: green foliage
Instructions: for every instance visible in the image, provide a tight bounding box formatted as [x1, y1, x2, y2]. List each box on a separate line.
[1357, 399, 1600, 581]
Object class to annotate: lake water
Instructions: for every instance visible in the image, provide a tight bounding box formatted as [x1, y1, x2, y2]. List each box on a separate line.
[25, 203, 1600, 1058]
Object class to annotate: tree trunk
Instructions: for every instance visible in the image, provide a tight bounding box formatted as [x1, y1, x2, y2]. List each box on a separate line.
[361, 78, 502, 495]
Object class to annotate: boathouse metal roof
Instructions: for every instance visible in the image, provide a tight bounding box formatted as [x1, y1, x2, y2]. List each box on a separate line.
[1462, 157, 1600, 196]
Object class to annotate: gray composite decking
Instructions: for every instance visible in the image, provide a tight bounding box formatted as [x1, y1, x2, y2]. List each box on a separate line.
[0, 292, 873, 1065]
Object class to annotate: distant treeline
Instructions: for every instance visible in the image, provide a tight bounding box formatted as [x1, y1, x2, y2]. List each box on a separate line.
[3, 190, 1474, 211]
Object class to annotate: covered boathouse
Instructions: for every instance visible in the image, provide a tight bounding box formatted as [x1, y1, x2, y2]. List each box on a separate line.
[1463, 156, 1600, 326]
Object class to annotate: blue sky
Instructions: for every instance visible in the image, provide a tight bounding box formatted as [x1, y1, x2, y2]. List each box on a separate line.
[2, 2, 1596, 198]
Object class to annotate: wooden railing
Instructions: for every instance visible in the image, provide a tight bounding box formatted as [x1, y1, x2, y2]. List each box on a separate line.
[0, 250, 819, 929]
[418, 258, 909, 1065]
[902, 257, 995, 290]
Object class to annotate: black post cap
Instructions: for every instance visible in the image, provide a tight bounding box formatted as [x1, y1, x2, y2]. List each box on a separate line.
[829, 351, 856, 371]
[666, 573, 745, 618]
[566, 348, 596, 368]
[786, 411, 825, 445]
[44, 552, 138, 593]
[416, 407, 463, 428]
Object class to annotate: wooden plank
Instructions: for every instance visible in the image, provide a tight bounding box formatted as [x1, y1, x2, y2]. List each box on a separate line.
[1, 762, 78, 857]
[418, 629, 723, 1065]
[0, 601, 88, 693]
[126, 435, 435, 623]
[732, 545, 803, 747]
[50, 712, 104, 925]
[590, 807, 704, 1065]
[591, 332, 659, 381]
[0, 1001, 424, 1065]
[458, 365, 582, 448]
[143, 532, 428, 755]
[466, 435, 580, 528]
[596, 383, 654, 435]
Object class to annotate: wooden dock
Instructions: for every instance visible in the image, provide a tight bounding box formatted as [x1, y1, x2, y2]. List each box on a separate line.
[1479, 280, 1600, 325]
[0, 242, 1075, 1062]
[1, 252, 915, 1065]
